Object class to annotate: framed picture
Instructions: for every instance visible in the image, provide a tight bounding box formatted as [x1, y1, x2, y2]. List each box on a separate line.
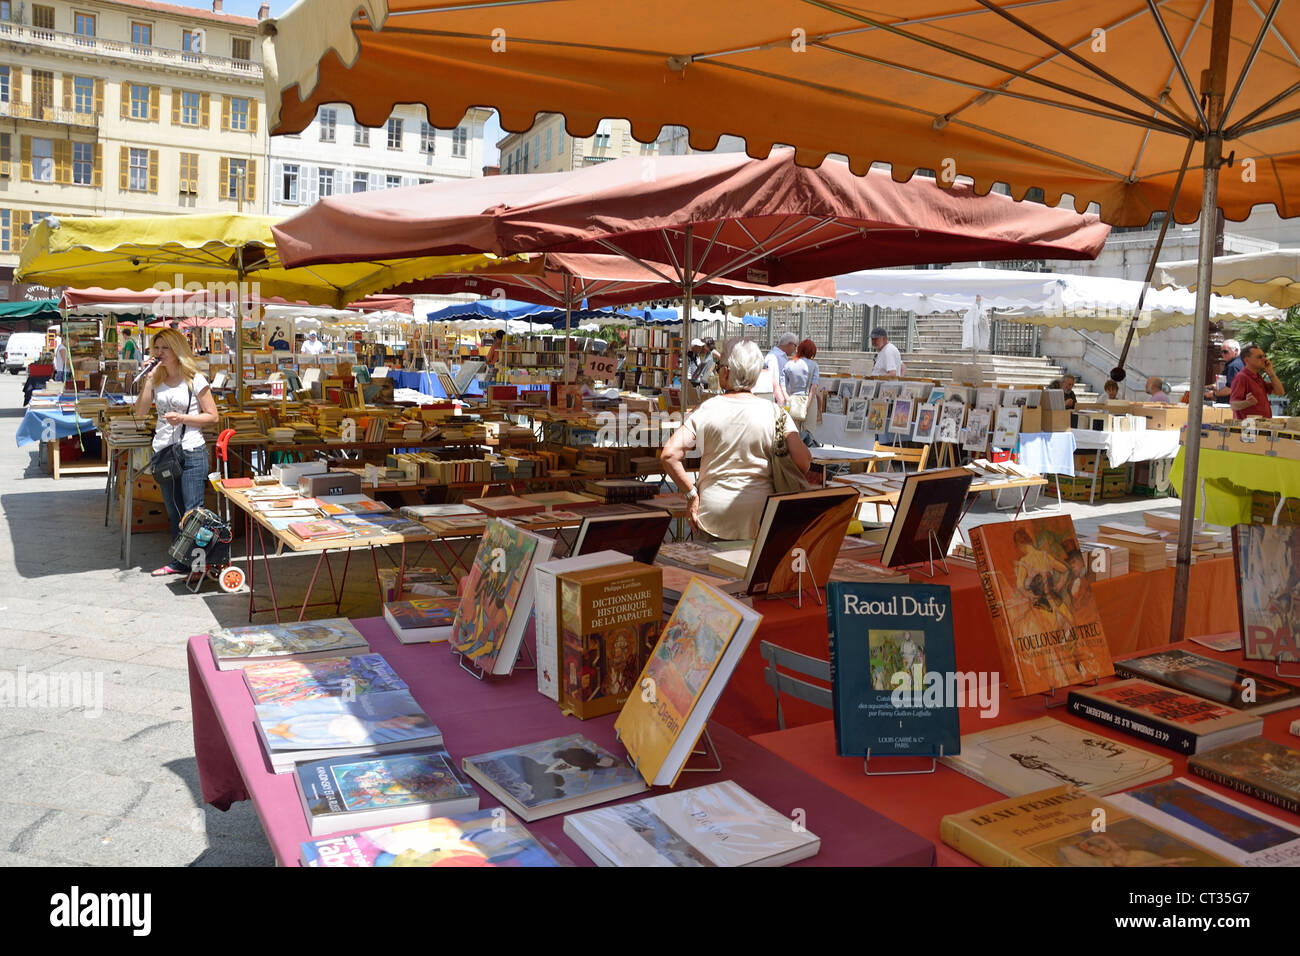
[855, 379, 878, 400]
[912, 403, 939, 443]
[837, 378, 859, 402]
[889, 398, 914, 434]
[866, 400, 890, 432]
[936, 401, 965, 444]
[993, 406, 1023, 447]
[963, 407, 992, 452]
[845, 397, 868, 433]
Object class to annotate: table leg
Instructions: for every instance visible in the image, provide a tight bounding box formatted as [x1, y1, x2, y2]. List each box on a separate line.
[298, 550, 328, 622]
[245, 510, 256, 622]
[255, 524, 282, 624]
[52, 439, 61, 480]
[122, 463, 135, 566]
[333, 545, 352, 617]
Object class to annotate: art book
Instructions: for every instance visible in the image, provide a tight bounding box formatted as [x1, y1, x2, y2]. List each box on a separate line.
[880, 468, 973, 568]
[826, 582, 959, 758]
[615, 578, 761, 787]
[571, 510, 672, 566]
[969, 515, 1114, 697]
[209, 618, 369, 670]
[1114, 648, 1300, 715]
[941, 716, 1171, 796]
[300, 809, 561, 867]
[449, 518, 554, 675]
[533, 550, 632, 701]
[563, 780, 819, 867]
[383, 596, 462, 644]
[1188, 737, 1300, 815]
[294, 746, 479, 835]
[242, 653, 407, 705]
[254, 689, 443, 772]
[1066, 679, 1263, 754]
[317, 495, 391, 516]
[288, 518, 352, 541]
[940, 785, 1232, 867]
[460, 734, 646, 821]
[742, 486, 860, 597]
[1232, 524, 1300, 664]
[1109, 777, 1300, 866]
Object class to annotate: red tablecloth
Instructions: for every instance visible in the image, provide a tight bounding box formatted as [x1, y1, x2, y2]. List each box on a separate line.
[750, 636, 1300, 866]
[189, 617, 935, 867]
[710, 557, 1238, 737]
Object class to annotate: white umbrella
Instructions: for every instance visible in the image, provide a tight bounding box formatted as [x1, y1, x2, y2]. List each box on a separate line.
[1158, 250, 1300, 310]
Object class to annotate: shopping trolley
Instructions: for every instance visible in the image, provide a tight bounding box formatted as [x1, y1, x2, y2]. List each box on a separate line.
[170, 506, 245, 593]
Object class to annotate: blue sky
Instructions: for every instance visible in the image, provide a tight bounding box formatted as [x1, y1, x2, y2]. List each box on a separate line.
[169, 0, 505, 163]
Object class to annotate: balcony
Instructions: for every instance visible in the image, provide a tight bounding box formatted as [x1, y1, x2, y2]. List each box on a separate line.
[0, 100, 99, 129]
[0, 22, 262, 80]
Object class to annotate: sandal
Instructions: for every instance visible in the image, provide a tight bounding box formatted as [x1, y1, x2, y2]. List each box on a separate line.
[150, 564, 186, 577]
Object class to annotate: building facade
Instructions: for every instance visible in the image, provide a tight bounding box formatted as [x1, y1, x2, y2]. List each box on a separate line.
[498, 114, 656, 175]
[266, 104, 489, 216]
[0, 0, 267, 271]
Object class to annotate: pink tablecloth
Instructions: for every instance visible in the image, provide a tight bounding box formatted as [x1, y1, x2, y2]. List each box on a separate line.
[188, 617, 935, 867]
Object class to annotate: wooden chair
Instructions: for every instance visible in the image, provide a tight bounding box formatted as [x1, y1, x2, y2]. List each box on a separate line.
[759, 641, 832, 730]
[866, 441, 929, 474]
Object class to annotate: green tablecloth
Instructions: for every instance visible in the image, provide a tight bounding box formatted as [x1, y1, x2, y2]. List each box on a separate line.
[1170, 446, 1300, 525]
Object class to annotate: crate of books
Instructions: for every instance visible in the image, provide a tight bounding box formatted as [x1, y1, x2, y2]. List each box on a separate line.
[1100, 465, 1132, 499]
[1053, 475, 1094, 501]
[1250, 491, 1300, 525]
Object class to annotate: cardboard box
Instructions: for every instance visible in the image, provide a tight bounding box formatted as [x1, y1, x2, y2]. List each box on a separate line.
[1042, 408, 1071, 432]
[1020, 406, 1042, 433]
[1202, 405, 1232, 424]
[1073, 452, 1100, 473]
[1101, 477, 1128, 499]
[133, 473, 164, 504]
[298, 470, 364, 497]
[1138, 404, 1188, 431]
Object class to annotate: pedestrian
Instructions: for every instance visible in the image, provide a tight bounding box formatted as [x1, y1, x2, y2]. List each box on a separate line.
[869, 327, 903, 377]
[1230, 345, 1286, 419]
[758, 332, 799, 404]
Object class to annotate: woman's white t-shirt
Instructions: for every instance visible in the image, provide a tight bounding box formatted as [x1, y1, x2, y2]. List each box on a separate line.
[152, 372, 210, 453]
[679, 394, 792, 540]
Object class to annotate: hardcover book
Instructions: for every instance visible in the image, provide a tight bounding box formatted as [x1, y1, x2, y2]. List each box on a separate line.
[615, 578, 761, 787]
[1066, 679, 1263, 754]
[880, 468, 974, 569]
[940, 785, 1233, 867]
[1109, 777, 1300, 866]
[826, 582, 959, 759]
[242, 653, 407, 705]
[571, 510, 672, 565]
[1114, 648, 1300, 715]
[941, 716, 1172, 796]
[562, 780, 819, 867]
[969, 515, 1114, 697]
[254, 689, 443, 773]
[558, 562, 663, 719]
[449, 518, 555, 675]
[1188, 737, 1300, 815]
[533, 551, 632, 701]
[460, 734, 646, 821]
[317, 494, 392, 515]
[294, 746, 479, 835]
[208, 618, 369, 670]
[464, 495, 545, 518]
[288, 518, 352, 541]
[742, 486, 861, 597]
[1232, 524, 1300, 664]
[383, 596, 462, 644]
[300, 809, 562, 867]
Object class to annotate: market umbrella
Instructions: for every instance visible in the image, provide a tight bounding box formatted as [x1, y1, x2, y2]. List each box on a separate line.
[1159, 249, 1300, 310]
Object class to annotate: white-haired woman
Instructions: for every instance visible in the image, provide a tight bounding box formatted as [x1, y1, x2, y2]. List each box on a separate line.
[660, 339, 812, 541]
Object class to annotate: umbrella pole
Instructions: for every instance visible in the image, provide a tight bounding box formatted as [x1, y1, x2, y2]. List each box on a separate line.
[1170, 0, 1231, 644]
[682, 225, 694, 410]
[564, 274, 573, 385]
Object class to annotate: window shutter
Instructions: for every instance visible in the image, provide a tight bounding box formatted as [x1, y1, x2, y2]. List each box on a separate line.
[170, 88, 180, 125]
[370, 171, 380, 191]
[149, 86, 159, 122]
[148, 149, 158, 193]
[272, 161, 283, 204]
[11, 67, 19, 104]
[304, 167, 318, 205]
[220, 96, 230, 132]
[20, 137, 31, 181]
[92, 144, 102, 188]
[119, 145, 129, 190]
[14, 211, 29, 253]
[245, 159, 257, 202]
[219, 157, 229, 199]
[61, 75, 71, 111]
[120, 81, 129, 118]
[200, 93, 210, 128]
[53, 139, 71, 184]
[249, 100, 258, 134]
[93, 79, 104, 115]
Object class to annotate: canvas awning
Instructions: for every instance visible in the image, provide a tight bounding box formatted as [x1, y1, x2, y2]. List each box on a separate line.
[1158, 250, 1300, 310]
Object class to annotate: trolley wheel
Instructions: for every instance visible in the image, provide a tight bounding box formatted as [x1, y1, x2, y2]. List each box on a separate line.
[218, 566, 246, 593]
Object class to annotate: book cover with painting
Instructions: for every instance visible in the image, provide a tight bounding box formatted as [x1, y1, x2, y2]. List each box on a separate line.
[242, 653, 407, 705]
[450, 518, 554, 675]
[743, 486, 861, 597]
[880, 468, 973, 568]
[209, 618, 369, 670]
[300, 809, 561, 867]
[461, 733, 646, 820]
[1066, 679, 1263, 754]
[1232, 524, 1300, 665]
[1188, 737, 1300, 815]
[1114, 648, 1300, 715]
[383, 596, 462, 644]
[969, 515, 1114, 697]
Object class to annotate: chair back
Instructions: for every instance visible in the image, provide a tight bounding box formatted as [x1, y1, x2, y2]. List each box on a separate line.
[871, 441, 929, 473]
[759, 641, 832, 730]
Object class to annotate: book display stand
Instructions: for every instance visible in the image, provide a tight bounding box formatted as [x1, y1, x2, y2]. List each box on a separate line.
[776, 564, 824, 610]
[900, 529, 951, 579]
[864, 745, 943, 777]
[615, 723, 725, 778]
[1271, 654, 1300, 679]
[453, 640, 536, 680]
[1031, 677, 1099, 710]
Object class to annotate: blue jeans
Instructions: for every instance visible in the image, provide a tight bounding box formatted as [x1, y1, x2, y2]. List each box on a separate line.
[158, 446, 209, 543]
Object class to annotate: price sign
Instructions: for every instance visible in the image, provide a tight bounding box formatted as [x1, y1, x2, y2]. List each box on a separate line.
[585, 352, 619, 379]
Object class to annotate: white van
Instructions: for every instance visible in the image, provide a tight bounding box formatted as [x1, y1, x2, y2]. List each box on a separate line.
[4, 333, 48, 374]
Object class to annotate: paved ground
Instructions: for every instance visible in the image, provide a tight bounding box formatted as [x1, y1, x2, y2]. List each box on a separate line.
[0, 373, 1184, 866]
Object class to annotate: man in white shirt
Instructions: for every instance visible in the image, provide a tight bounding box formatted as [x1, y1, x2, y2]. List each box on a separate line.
[870, 327, 903, 377]
[52, 335, 69, 381]
[759, 332, 799, 403]
[301, 330, 325, 355]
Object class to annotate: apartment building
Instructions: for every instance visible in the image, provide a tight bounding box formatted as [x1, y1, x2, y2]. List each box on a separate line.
[498, 114, 656, 175]
[266, 103, 489, 216]
[0, 0, 266, 270]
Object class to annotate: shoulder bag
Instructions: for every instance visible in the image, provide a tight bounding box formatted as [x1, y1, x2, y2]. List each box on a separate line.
[770, 404, 813, 494]
[151, 381, 192, 482]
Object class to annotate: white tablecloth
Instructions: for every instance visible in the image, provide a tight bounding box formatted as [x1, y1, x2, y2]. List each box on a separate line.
[1071, 427, 1181, 468]
[808, 411, 909, 450]
[1018, 431, 1078, 476]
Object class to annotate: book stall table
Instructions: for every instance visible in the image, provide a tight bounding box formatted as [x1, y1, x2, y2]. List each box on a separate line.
[104, 435, 164, 567]
[750, 636, 1300, 867]
[186, 617, 937, 867]
[1170, 445, 1300, 527]
[14, 404, 108, 480]
[1072, 426, 1181, 468]
[835, 473, 1051, 523]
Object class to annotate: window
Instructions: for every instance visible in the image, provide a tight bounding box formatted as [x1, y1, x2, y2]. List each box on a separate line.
[72, 77, 94, 114]
[521, 142, 529, 171]
[593, 132, 610, 149]
[387, 118, 402, 150]
[131, 22, 152, 47]
[128, 147, 148, 190]
[0, 133, 9, 176]
[0, 211, 8, 253]
[319, 108, 336, 142]
[282, 163, 300, 204]
[129, 84, 150, 120]
[354, 124, 369, 147]
[385, 174, 400, 189]
[32, 70, 53, 114]
[179, 152, 198, 195]
[228, 96, 250, 132]
[419, 122, 435, 155]
[182, 30, 202, 53]
[531, 134, 539, 169]
[545, 127, 552, 161]
[32, 4, 54, 31]
[0, 68, 9, 104]
[32, 138, 54, 182]
[26, 211, 49, 236]
[231, 37, 251, 61]
[72, 142, 92, 185]
[179, 90, 201, 126]
[318, 167, 334, 197]
[219, 157, 255, 201]
[352, 172, 368, 192]
[74, 12, 95, 43]
[452, 126, 468, 157]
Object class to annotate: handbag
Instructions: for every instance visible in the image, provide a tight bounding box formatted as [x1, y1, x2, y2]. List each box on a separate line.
[150, 382, 191, 482]
[770, 405, 813, 494]
[787, 393, 810, 425]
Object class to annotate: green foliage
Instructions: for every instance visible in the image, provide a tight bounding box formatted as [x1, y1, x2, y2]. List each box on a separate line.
[1233, 306, 1300, 416]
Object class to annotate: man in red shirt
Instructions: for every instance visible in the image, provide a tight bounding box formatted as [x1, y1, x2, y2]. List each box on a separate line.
[1229, 345, 1286, 419]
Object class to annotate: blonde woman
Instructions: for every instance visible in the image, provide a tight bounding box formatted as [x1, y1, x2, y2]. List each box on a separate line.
[134, 328, 220, 576]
